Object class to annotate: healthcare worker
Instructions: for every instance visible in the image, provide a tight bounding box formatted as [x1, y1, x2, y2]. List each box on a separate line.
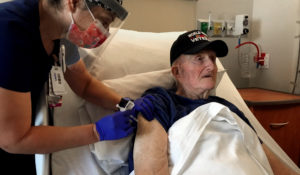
[0, 0, 154, 174]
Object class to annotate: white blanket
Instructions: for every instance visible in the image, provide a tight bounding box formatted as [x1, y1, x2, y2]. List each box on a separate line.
[168, 102, 273, 175]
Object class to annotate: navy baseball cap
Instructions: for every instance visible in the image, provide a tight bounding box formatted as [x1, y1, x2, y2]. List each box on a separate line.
[170, 30, 228, 65]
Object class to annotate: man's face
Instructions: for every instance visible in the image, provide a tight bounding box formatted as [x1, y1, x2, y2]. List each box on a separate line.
[175, 50, 218, 94]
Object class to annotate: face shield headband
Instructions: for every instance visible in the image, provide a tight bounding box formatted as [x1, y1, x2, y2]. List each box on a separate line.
[86, 0, 128, 21]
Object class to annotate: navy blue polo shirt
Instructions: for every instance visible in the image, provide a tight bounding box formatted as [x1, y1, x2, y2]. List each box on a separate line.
[143, 87, 255, 132]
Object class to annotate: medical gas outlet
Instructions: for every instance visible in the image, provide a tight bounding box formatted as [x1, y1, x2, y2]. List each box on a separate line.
[235, 41, 268, 69]
[233, 14, 249, 36]
[197, 14, 250, 37]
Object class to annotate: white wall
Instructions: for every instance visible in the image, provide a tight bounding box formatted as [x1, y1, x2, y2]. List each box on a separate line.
[196, 0, 300, 92]
[251, 0, 300, 93]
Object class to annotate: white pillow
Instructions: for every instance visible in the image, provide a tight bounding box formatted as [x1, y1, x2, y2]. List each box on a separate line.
[81, 29, 226, 82]
[82, 29, 185, 80]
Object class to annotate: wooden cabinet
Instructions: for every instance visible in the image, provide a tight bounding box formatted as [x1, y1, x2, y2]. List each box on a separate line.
[238, 88, 300, 167]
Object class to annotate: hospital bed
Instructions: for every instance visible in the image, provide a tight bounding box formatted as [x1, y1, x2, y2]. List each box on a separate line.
[36, 29, 300, 175]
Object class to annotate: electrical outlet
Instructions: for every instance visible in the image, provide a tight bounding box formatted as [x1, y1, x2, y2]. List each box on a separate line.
[260, 53, 270, 69]
[226, 20, 235, 36]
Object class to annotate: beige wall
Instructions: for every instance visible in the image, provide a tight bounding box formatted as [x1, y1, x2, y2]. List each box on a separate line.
[0, 0, 196, 32]
[251, 0, 300, 93]
[0, 0, 196, 33]
[122, 0, 197, 32]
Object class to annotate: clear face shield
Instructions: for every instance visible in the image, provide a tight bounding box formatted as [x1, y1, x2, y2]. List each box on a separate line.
[77, 0, 128, 66]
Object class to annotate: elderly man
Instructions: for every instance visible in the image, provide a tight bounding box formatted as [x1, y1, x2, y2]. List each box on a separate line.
[131, 30, 297, 175]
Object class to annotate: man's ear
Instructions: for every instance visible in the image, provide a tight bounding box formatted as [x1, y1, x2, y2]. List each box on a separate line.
[171, 66, 180, 78]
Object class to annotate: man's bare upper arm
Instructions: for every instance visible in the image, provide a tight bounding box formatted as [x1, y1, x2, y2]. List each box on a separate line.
[262, 143, 299, 175]
[133, 114, 169, 175]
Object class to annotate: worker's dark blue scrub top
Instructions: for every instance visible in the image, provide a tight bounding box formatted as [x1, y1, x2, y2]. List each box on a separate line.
[0, 0, 54, 117]
[0, 0, 80, 121]
[0, 0, 73, 174]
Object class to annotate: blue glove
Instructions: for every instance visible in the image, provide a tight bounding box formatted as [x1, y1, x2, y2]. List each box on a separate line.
[133, 94, 155, 121]
[95, 110, 136, 141]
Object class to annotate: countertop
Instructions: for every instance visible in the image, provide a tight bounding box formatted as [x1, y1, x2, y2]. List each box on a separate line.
[237, 88, 300, 106]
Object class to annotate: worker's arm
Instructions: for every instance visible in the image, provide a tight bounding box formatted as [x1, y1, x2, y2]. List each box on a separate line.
[262, 143, 299, 175]
[64, 59, 121, 110]
[133, 114, 169, 175]
[0, 87, 98, 154]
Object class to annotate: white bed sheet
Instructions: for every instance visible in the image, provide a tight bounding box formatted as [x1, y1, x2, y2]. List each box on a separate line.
[130, 102, 274, 175]
[50, 29, 300, 175]
[166, 102, 273, 175]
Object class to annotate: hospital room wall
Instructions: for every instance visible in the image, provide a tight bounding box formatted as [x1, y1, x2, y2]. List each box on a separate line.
[123, 0, 254, 89]
[195, 0, 254, 89]
[196, 0, 300, 92]
[122, 0, 197, 32]
[250, 0, 300, 93]
[123, 0, 300, 93]
[122, 0, 252, 88]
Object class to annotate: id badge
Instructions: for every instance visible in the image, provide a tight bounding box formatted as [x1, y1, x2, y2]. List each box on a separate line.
[50, 66, 66, 95]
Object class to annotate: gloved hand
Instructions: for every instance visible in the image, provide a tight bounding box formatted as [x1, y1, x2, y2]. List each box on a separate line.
[95, 110, 136, 141]
[132, 94, 155, 121]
